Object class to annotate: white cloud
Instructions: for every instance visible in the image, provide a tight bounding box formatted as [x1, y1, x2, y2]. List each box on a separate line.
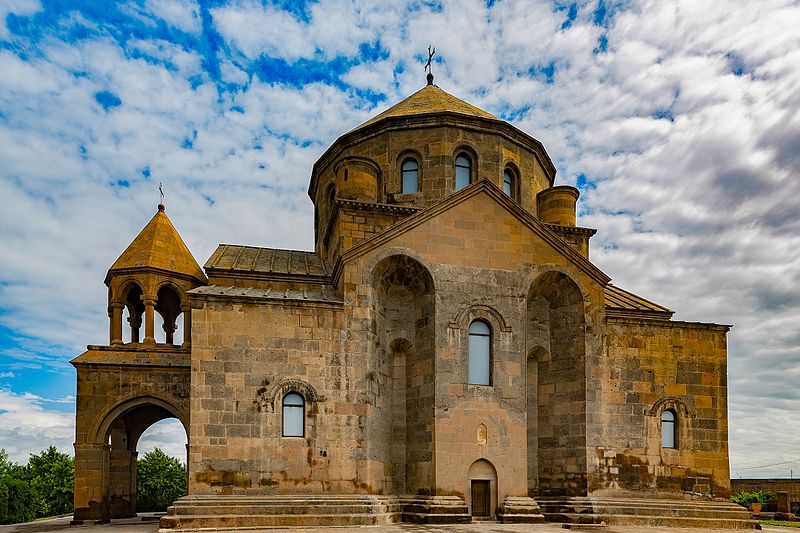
[144, 0, 201, 34]
[210, 1, 315, 60]
[0, 390, 74, 463]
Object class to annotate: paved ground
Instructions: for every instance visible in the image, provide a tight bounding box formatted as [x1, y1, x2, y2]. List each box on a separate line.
[0, 516, 789, 533]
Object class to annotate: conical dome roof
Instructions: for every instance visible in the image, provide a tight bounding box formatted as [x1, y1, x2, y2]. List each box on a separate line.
[351, 84, 498, 132]
[106, 205, 207, 284]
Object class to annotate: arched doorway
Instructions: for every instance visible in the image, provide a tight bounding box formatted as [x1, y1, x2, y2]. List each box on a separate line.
[467, 459, 498, 519]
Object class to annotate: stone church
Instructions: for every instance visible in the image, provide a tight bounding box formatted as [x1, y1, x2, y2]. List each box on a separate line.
[71, 77, 755, 528]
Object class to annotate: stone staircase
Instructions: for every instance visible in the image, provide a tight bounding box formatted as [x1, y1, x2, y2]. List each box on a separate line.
[537, 496, 759, 529]
[159, 494, 400, 529]
[158, 494, 473, 530]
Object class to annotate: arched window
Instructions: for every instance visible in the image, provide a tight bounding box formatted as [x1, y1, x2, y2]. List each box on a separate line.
[282, 392, 305, 437]
[661, 409, 676, 448]
[468, 320, 491, 385]
[503, 168, 515, 198]
[401, 158, 419, 194]
[455, 153, 472, 191]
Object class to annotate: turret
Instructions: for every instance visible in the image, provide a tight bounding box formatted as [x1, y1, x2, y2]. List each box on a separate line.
[537, 185, 579, 227]
[104, 204, 207, 347]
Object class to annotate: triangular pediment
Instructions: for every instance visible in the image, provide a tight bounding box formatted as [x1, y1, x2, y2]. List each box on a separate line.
[337, 180, 610, 285]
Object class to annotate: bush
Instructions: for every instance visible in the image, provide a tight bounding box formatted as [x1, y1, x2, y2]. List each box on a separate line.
[136, 449, 187, 512]
[731, 491, 775, 507]
[0, 476, 37, 524]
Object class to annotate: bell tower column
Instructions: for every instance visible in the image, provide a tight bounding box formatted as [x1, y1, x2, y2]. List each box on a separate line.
[109, 303, 124, 345]
[182, 304, 192, 347]
[143, 297, 157, 344]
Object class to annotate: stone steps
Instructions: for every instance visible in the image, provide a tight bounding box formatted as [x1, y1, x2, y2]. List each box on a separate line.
[548, 513, 759, 529]
[159, 494, 472, 530]
[160, 513, 391, 529]
[537, 497, 758, 530]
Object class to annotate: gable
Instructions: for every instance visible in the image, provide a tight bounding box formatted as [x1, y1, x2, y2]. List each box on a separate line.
[338, 180, 610, 286]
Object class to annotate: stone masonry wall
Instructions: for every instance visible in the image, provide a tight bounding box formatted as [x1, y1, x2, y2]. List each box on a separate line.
[587, 318, 731, 498]
[188, 295, 380, 494]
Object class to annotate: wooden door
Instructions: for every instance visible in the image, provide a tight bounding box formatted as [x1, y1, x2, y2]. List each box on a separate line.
[471, 480, 490, 517]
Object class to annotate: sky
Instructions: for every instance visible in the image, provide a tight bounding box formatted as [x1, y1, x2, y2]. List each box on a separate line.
[0, 0, 798, 478]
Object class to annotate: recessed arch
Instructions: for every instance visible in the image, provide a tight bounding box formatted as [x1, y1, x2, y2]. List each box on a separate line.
[363, 247, 437, 294]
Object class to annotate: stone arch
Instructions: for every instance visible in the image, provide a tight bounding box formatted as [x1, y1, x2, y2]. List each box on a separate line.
[363, 247, 437, 292]
[84, 394, 188, 520]
[467, 458, 498, 519]
[92, 394, 188, 445]
[449, 303, 511, 332]
[369, 253, 436, 495]
[526, 269, 587, 497]
[118, 280, 145, 343]
[155, 282, 184, 344]
[645, 396, 696, 418]
[260, 378, 325, 411]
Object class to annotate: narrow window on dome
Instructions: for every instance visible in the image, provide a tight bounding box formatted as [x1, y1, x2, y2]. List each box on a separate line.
[503, 168, 515, 197]
[401, 158, 419, 194]
[468, 320, 491, 385]
[282, 392, 305, 437]
[661, 409, 676, 449]
[455, 154, 472, 190]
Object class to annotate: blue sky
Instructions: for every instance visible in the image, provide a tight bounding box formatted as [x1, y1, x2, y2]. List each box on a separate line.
[0, 0, 799, 477]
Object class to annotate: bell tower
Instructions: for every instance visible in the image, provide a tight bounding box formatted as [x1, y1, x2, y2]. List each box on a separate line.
[104, 203, 207, 346]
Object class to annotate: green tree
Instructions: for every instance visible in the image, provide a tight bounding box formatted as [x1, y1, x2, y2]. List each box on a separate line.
[0, 449, 37, 525]
[21, 446, 74, 517]
[136, 449, 186, 512]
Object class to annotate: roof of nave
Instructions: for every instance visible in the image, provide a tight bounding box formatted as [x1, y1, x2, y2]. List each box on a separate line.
[604, 284, 674, 320]
[350, 84, 498, 132]
[204, 244, 328, 278]
[107, 204, 206, 284]
[189, 285, 341, 304]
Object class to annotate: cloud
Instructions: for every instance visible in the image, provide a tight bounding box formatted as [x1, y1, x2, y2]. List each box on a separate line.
[0, 0, 799, 478]
[0, 389, 74, 463]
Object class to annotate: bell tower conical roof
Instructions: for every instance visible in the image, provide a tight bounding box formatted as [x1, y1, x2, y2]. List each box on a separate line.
[105, 204, 207, 285]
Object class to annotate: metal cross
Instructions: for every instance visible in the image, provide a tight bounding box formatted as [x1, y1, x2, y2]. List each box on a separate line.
[424, 45, 436, 74]
[159, 182, 164, 204]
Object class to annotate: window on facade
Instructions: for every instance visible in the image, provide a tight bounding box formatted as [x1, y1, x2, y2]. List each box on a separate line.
[282, 392, 305, 437]
[455, 154, 472, 191]
[401, 158, 419, 194]
[468, 320, 491, 385]
[503, 168, 515, 197]
[661, 409, 676, 448]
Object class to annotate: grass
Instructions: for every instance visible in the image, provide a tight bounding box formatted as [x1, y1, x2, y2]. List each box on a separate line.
[761, 520, 800, 528]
